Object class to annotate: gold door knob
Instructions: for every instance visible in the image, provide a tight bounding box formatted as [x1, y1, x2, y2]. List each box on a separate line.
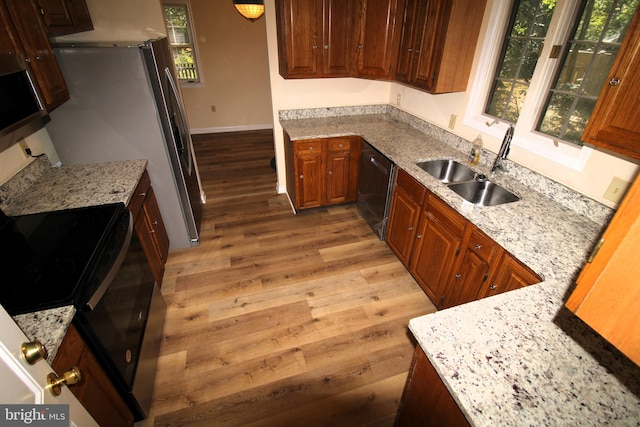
[21, 341, 48, 365]
[47, 366, 82, 396]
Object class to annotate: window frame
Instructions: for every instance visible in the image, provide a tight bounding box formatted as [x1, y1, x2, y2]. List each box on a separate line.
[162, 0, 204, 87]
[464, 0, 594, 171]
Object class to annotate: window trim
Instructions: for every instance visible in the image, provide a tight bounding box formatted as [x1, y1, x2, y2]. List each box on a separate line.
[163, 0, 204, 87]
[464, 0, 594, 171]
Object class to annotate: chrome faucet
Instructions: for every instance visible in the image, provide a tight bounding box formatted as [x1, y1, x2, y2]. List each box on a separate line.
[491, 125, 514, 175]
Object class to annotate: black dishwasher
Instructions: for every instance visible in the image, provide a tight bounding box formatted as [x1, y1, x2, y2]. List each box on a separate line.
[356, 140, 396, 240]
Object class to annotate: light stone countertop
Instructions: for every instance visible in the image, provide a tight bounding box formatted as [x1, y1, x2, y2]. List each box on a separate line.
[280, 105, 640, 425]
[0, 157, 147, 363]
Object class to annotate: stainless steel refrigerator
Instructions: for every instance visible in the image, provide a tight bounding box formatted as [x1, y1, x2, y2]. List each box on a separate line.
[45, 37, 203, 249]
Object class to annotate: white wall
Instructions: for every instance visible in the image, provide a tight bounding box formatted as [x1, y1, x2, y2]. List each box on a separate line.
[264, 0, 639, 208]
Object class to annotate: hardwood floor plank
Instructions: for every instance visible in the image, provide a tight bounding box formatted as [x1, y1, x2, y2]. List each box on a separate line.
[141, 130, 437, 426]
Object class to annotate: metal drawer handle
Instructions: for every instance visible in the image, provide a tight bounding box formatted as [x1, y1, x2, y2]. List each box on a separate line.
[609, 77, 620, 86]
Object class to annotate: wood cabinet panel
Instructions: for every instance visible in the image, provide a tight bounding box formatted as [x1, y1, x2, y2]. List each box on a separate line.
[3, 0, 69, 110]
[394, 345, 469, 426]
[481, 253, 540, 299]
[581, 6, 640, 160]
[53, 325, 134, 427]
[355, 0, 402, 79]
[128, 170, 169, 286]
[386, 186, 422, 265]
[566, 174, 640, 365]
[38, 0, 93, 36]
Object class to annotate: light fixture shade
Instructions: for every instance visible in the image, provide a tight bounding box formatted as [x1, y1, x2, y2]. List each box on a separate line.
[233, 1, 264, 20]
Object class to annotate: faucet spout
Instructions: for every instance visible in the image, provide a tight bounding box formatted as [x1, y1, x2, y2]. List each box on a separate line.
[491, 125, 514, 175]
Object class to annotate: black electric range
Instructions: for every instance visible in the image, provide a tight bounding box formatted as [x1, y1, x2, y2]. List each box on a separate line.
[0, 203, 126, 315]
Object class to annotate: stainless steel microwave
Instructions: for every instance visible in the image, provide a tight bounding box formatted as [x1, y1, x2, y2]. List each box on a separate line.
[0, 54, 50, 153]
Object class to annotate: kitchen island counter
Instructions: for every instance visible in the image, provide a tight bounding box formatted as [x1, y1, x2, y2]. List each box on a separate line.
[0, 157, 147, 363]
[280, 105, 640, 425]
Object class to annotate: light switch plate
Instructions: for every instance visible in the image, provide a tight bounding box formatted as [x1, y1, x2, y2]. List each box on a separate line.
[603, 176, 630, 204]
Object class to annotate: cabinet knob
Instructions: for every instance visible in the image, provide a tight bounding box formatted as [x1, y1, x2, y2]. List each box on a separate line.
[139, 192, 146, 197]
[474, 244, 482, 250]
[358, 44, 364, 49]
[416, 234, 422, 239]
[21, 341, 48, 365]
[299, 174, 304, 179]
[408, 48, 412, 52]
[312, 44, 318, 50]
[328, 170, 333, 175]
[489, 284, 496, 290]
[25, 57, 32, 63]
[308, 146, 314, 150]
[338, 143, 343, 148]
[408, 226, 414, 231]
[35, 56, 41, 61]
[47, 367, 82, 396]
[609, 77, 621, 86]
[455, 274, 462, 280]
[324, 45, 329, 49]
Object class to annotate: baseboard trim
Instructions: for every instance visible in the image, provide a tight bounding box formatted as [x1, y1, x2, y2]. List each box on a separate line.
[191, 123, 274, 135]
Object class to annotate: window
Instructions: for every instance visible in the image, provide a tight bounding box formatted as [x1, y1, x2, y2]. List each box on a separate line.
[465, 0, 639, 169]
[163, 1, 201, 83]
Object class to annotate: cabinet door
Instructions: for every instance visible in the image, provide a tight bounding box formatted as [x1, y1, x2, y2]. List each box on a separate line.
[566, 175, 640, 365]
[355, 0, 402, 79]
[581, 6, 640, 160]
[443, 250, 488, 309]
[276, 0, 319, 77]
[135, 187, 170, 286]
[38, 0, 93, 36]
[5, 0, 69, 110]
[0, 1, 21, 55]
[325, 137, 356, 204]
[410, 208, 463, 307]
[482, 253, 540, 299]
[411, 0, 446, 90]
[53, 325, 134, 427]
[294, 141, 324, 208]
[322, 0, 354, 76]
[395, 345, 469, 426]
[386, 187, 422, 265]
[395, 0, 418, 83]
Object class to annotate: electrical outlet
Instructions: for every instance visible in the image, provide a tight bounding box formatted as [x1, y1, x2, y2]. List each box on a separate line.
[448, 114, 457, 130]
[396, 93, 401, 106]
[18, 141, 29, 159]
[603, 176, 630, 204]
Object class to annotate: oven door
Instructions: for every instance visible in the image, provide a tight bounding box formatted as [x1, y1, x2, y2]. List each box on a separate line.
[73, 211, 165, 419]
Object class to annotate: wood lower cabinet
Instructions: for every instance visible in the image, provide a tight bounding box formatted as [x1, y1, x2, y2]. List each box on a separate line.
[285, 135, 362, 210]
[37, 0, 94, 36]
[409, 192, 466, 307]
[566, 174, 640, 366]
[394, 345, 469, 427]
[2, 0, 70, 110]
[52, 324, 134, 427]
[128, 170, 170, 286]
[386, 168, 541, 309]
[386, 169, 426, 265]
[581, 5, 640, 160]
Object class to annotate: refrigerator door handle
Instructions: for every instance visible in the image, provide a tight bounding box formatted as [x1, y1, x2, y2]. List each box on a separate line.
[165, 67, 193, 175]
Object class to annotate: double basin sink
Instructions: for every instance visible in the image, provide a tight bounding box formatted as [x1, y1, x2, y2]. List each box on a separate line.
[417, 159, 519, 206]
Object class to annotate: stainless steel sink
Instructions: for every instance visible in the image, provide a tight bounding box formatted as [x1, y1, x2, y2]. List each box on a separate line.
[417, 159, 477, 183]
[447, 180, 520, 207]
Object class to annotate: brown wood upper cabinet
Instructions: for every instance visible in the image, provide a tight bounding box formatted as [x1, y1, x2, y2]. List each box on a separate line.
[276, 0, 355, 78]
[37, 0, 93, 36]
[1, 0, 69, 110]
[395, 0, 487, 93]
[582, 5, 640, 160]
[566, 174, 640, 366]
[386, 168, 541, 309]
[284, 134, 362, 210]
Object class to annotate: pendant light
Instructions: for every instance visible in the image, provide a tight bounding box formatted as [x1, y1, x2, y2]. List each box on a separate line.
[233, 0, 264, 21]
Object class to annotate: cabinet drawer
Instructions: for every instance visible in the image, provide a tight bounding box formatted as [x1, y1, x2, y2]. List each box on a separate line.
[426, 193, 466, 236]
[128, 170, 150, 219]
[468, 228, 500, 263]
[396, 169, 426, 205]
[294, 139, 323, 154]
[328, 137, 352, 151]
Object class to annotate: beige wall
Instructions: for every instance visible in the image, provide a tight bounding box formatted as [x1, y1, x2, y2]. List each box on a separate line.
[181, 1, 273, 133]
[264, 0, 639, 208]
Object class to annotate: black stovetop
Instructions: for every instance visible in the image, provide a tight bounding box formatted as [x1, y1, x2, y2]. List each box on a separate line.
[0, 203, 125, 315]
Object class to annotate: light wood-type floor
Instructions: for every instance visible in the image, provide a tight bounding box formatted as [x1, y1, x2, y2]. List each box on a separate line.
[144, 130, 437, 426]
